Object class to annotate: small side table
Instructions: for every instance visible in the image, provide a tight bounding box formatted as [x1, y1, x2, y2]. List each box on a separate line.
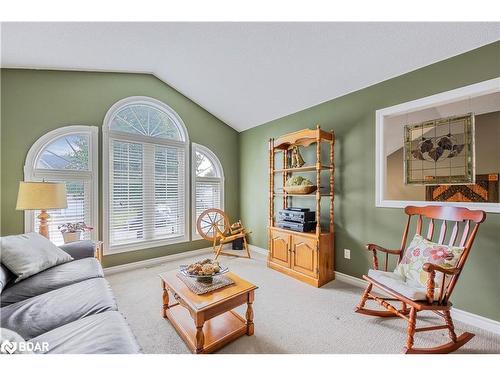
[160, 271, 257, 354]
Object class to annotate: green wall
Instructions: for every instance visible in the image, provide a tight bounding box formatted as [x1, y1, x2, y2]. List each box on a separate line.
[239, 41, 500, 320]
[1, 42, 499, 320]
[0, 69, 240, 267]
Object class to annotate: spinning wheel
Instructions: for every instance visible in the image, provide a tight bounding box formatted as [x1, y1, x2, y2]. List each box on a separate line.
[197, 208, 230, 242]
[196, 208, 251, 260]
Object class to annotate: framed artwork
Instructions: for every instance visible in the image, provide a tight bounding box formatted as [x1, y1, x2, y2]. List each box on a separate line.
[426, 174, 499, 203]
[404, 113, 475, 185]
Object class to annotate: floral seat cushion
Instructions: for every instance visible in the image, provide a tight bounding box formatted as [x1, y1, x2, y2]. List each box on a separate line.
[394, 234, 465, 291]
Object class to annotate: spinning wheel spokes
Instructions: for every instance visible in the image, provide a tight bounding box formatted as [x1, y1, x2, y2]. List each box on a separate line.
[196, 208, 229, 242]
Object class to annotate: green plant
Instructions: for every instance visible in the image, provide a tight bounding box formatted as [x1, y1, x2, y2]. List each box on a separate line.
[285, 175, 313, 187]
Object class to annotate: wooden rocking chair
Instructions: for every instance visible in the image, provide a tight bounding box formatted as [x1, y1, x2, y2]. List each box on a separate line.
[356, 205, 486, 354]
[196, 208, 251, 260]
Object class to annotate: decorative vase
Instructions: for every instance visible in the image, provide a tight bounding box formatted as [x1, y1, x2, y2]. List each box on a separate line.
[62, 231, 81, 244]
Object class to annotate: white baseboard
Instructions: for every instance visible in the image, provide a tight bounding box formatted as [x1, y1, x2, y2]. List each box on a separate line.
[450, 308, 500, 334]
[103, 247, 213, 275]
[335, 271, 500, 335]
[335, 271, 367, 289]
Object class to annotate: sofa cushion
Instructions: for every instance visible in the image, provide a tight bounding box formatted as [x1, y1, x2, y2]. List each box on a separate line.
[1, 258, 103, 307]
[0, 233, 73, 282]
[0, 264, 14, 294]
[368, 269, 436, 301]
[29, 311, 141, 354]
[0, 278, 117, 339]
[0, 327, 32, 354]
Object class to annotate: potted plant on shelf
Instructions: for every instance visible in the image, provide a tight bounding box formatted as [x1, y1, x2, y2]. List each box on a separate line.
[284, 175, 317, 194]
[58, 222, 93, 243]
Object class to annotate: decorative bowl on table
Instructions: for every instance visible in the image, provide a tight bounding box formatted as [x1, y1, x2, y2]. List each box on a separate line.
[179, 258, 229, 284]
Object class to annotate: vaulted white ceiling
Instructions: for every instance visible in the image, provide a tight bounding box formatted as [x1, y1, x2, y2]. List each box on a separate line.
[1, 22, 499, 131]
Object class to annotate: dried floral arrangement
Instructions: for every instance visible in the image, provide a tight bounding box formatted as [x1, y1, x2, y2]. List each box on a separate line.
[58, 222, 94, 233]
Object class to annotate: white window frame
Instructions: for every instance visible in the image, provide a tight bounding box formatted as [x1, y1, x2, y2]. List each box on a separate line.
[23, 125, 99, 241]
[103, 96, 190, 254]
[191, 143, 225, 240]
[375, 77, 500, 213]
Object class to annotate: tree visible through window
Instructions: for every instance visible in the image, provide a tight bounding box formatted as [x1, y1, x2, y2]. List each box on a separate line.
[37, 135, 89, 170]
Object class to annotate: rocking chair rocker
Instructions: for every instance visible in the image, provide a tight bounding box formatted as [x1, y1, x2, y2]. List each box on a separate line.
[196, 208, 251, 260]
[356, 205, 486, 354]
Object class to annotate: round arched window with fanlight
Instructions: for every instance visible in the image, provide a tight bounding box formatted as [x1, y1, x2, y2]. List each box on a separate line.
[103, 96, 189, 253]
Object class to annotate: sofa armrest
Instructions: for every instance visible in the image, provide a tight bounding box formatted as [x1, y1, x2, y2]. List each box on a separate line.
[59, 240, 96, 260]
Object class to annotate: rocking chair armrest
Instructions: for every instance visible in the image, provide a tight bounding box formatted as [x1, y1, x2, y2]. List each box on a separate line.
[422, 263, 460, 303]
[365, 244, 401, 271]
[365, 244, 401, 255]
[422, 263, 460, 276]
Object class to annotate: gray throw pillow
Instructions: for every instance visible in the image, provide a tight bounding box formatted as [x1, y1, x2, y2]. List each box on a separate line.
[0, 263, 14, 293]
[0, 328, 32, 354]
[0, 233, 73, 283]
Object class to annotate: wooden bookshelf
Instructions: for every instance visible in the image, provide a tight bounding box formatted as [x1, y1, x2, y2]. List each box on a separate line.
[268, 125, 335, 287]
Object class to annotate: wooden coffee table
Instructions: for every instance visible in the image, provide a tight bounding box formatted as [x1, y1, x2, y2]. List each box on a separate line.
[160, 270, 257, 354]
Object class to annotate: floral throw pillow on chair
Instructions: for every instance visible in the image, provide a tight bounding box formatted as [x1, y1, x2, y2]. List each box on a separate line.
[394, 234, 465, 289]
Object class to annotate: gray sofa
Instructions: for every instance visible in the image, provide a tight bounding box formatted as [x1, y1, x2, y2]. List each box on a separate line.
[0, 240, 141, 354]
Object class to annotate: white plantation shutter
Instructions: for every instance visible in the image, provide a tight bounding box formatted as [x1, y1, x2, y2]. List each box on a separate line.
[110, 141, 144, 246]
[104, 97, 189, 252]
[24, 126, 98, 246]
[195, 180, 221, 219]
[192, 144, 224, 238]
[109, 141, 186, 247]
[154, 146, 185, 238]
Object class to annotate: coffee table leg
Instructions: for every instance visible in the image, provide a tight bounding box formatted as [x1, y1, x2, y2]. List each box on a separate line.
[162, 280, 169, 319]
[246, 291, 254, 336]
[195, 315, 205, 354]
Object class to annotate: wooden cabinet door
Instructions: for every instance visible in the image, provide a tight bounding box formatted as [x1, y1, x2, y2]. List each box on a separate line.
[270, 231, 291, 268]
[292, 235, 318, 278]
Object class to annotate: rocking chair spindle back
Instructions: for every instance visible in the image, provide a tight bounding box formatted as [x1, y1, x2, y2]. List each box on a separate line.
[401, 206, 486, 304]
[356, 205, 486, 354]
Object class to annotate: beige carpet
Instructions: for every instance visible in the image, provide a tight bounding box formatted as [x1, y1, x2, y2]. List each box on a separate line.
[106, 251, 500, 354]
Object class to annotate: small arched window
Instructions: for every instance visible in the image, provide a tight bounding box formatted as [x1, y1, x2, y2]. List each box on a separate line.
[192, 143, 224, 239]
[24, 126, 99, 245]
[103, 96, 189, 253]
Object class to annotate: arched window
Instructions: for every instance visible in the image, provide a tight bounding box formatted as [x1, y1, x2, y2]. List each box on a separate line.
[192, 143, 224, 239]
[103, 96, 189, 253]
[24, 126, 99, 245]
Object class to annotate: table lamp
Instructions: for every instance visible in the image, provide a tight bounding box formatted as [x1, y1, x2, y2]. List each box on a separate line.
[16, 181, 68, 240]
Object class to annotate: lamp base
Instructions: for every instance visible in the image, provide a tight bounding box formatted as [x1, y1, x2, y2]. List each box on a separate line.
[38, 210, 50, 239]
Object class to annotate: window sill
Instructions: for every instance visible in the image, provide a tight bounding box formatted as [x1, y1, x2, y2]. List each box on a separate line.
[105, 235, 190, 255]
[192, 232, 204, 241]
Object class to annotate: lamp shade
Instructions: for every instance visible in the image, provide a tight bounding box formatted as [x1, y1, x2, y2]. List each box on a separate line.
[16, 182, 68, 210]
